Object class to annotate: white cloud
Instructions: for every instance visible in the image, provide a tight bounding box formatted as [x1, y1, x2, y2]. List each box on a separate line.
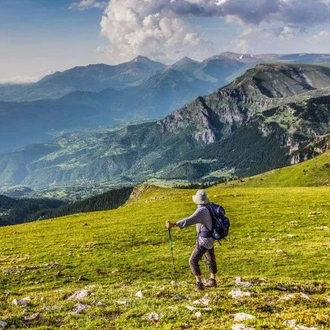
[69, 0, 107, 11]
[279, 26, 295, 39]
[228, 27, 266, 53]
[310, 30, 330, 42]
[216, 0, 330, 26]
[0, 70, 56, 85]
[0, 76, 40, 84]
[99, 0, 330, 63]
[227, 25, 299, 54]
[100, 0, 216, 64]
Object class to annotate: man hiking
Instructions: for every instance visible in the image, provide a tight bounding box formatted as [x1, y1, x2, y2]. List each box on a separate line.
[166, 189, 217, 291]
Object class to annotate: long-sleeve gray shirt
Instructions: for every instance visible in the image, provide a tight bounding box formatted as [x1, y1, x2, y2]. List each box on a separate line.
[176, 205, 214, 249]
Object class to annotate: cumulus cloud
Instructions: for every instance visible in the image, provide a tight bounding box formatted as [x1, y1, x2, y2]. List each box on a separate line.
[99, 0, 330, 63]
[69, 0, 107, 10]
[278, 26, 295, 39]
[100, 0, 217, 63]
[310, 30, 330, 42]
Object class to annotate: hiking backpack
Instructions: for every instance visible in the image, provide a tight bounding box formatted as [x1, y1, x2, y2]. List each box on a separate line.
[206, 203, 230, 240]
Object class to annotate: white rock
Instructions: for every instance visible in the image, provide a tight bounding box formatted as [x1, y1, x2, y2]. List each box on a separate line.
[147, 312, 159, 321]
[235, 277, 253, 287]
[231, 324, 255, 330]
[283, 319, 318, 330]
[68, 289, 88, 301]
[280, 293, 296, 301]
[234, 313, 255, 322]
[186, 305, 198, 311]
[12, 297, 31, 306]
[300, 293, 310, 300]
[135, 291, 143, 298]
[195, 311, 202, 318]
[280, 293, 311, 301]
[231, 325, 246, 330]
[192, 297, 210, 306]
[23, 313, 40, 321]
[326, 296, 330, 303]
[229, 289, 251, 299]
[115, 300, 128, 305]
[283, 319, 297, 327]
[173, 294, 188, 301]
[276, 284, 287, 291]
[72, 303, 89, 314]
[0, 321, 7, 329]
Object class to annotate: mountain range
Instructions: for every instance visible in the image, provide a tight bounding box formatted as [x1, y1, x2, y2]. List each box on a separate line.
[2, 52, 330, 154]
[1, 62, 330, 191]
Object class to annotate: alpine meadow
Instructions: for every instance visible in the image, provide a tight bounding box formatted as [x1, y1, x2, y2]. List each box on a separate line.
[3, 0, 330, 329]
[1, 157, 330, 329]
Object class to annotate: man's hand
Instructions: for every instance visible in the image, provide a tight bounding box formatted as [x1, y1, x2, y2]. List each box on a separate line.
[166, 220, 176, 229]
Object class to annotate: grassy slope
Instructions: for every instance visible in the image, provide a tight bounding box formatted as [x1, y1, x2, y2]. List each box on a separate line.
[1, 183, 330, 329]
[232, 151, 330, 187]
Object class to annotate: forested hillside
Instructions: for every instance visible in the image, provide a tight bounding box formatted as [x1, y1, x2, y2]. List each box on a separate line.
[0, 187, 133, 226]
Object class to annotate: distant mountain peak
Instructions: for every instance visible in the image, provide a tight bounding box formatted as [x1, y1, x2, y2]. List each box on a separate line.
[173, 57, 199, 66]
[131, 55, 155, 64]
[126, 56, 166, 72]
[208, 52, 255, 62]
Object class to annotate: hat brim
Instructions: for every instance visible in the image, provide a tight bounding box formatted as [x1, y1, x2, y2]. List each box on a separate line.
[192, 195, 210, 205]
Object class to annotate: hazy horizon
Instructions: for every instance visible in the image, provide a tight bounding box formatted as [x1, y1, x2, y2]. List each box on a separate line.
[3, 0, 330, 83]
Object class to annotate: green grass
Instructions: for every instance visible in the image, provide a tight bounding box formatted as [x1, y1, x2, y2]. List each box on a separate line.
[1, 184, 330, 329]
[232, 151, 330, 187]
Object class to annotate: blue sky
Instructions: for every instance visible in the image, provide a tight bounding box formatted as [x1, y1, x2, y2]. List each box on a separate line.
[2, 0, 330, 83]
[0, 0, 107, 82]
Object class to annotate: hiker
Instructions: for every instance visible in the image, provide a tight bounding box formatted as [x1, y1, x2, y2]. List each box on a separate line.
[166, 189, 217, 290]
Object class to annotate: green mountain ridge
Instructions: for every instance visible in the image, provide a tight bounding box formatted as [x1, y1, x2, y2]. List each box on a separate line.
[1, 63, 330, 190]
[231, 149, 330, 187]
[1, 53, 330, 154]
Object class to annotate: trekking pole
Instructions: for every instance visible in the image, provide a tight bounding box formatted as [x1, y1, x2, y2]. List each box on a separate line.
[167, 228, 178, 287]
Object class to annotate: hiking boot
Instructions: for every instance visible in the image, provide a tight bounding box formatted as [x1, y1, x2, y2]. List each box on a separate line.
[204, 278, 217, 288]
[196, 281, 204, 291]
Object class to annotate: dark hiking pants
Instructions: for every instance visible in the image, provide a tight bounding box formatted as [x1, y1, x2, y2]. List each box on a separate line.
[189, 244, 217, 276]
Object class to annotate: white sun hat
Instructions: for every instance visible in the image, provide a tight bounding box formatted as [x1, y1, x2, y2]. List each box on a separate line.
[192, 189, 210, 205]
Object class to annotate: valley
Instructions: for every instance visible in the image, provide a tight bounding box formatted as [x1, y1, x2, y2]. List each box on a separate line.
[1, 111, 330, 328]
[2, 62, 330, 194]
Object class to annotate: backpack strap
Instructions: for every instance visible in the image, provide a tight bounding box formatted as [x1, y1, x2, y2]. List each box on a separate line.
[196, 204, 214, 237]
[206, 203, 216, 230]
[197, 204, 213, 238]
